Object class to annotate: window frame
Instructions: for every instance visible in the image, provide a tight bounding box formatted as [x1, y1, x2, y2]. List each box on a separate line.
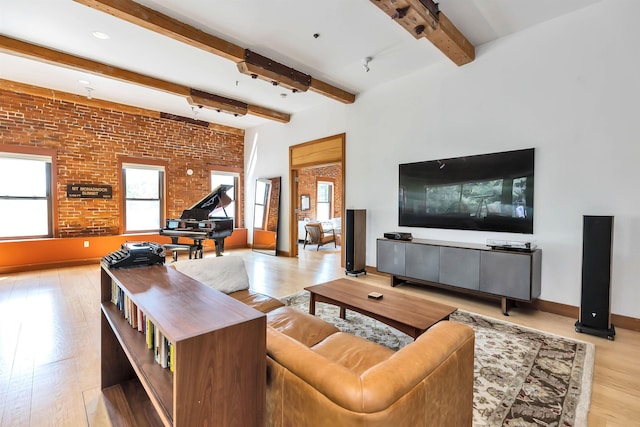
[210, 170, 240, 228]
[119, 158, 167, 234]
[316, 179, 334, 221]
[0, 146, 57, 239]
[253, 179, 269, 230]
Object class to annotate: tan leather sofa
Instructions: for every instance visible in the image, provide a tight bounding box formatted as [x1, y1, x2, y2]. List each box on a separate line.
[173, 257, 475, 426]
[262, 306, 475, 427]
[227, 290, 475, 426]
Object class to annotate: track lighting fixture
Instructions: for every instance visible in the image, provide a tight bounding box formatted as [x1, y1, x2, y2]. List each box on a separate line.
[362, 57, 372, 73]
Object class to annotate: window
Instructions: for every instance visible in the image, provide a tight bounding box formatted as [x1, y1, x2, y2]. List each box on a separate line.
[122, 163, 165, 232]
[0, 152, 53, 238]
[317, 181, 333, 221]
[253, 179, 268, 229]
[211, 171, 239, 227]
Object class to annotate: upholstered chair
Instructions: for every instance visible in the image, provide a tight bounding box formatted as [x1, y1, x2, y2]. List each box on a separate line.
[304, 223, 337, 251]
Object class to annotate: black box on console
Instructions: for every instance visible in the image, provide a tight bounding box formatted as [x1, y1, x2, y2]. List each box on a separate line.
[383, 232, 413, 241]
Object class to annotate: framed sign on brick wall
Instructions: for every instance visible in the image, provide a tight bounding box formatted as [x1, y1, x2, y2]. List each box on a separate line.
[66, 184, 112, 199]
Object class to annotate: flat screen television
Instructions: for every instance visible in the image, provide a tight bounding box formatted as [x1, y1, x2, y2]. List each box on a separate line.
[399, 148, 534, 234]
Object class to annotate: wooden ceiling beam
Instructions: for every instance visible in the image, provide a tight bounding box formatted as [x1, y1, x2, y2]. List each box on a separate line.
[0, 35, 189, 96]
[246, 105, 290, 124]
[309, 78, 356, 104]
[237, 50, 312, 93]
[0, 35, 290, 123]
[74, 0, 245, 62]
[369, 0, 475, 66]
[73, 0, 356, 104]
[188, 89, 248, 117]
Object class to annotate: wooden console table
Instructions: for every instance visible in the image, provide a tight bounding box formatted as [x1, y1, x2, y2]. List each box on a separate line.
[377, 238, 541, 315]
[100, 263, 266, 426]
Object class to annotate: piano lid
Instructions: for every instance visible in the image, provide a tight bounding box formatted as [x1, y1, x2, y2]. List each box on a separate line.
[180, 184, 233, 220]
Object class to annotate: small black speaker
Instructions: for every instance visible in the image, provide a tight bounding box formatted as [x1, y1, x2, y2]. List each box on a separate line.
[345, 209, 366, 276]
[575, 215, 615, 340]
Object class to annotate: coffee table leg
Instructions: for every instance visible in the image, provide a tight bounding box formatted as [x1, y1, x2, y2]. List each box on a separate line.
[309, 293, 316, 315]
[339, 306, 346, 319]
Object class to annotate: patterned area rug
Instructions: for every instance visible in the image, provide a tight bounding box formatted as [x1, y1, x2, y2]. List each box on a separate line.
[281, 291, 594, 427]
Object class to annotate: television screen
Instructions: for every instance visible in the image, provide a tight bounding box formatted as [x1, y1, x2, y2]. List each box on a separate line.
[399, 148, 534, 234]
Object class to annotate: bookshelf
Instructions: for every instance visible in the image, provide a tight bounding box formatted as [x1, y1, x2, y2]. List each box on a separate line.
[100, 262, 266, 426]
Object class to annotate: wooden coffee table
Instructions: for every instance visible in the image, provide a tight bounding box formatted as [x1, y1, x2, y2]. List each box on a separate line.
[304, 278, 457, 339]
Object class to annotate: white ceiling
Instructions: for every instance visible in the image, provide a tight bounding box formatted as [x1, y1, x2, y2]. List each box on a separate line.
[0, 0, 601, 129]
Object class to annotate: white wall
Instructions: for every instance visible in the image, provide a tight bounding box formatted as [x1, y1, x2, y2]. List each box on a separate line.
[244, 103, 348, 247]
[245, 0, 640, 318]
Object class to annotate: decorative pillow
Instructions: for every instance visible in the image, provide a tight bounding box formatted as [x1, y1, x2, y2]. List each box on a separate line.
[173, 256, 250, 294]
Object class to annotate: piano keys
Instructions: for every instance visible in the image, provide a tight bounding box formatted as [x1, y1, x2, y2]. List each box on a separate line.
[160, 185, 234, 257]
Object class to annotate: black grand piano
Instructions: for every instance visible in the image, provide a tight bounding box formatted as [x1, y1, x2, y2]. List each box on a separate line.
[160, 184, 234, 258]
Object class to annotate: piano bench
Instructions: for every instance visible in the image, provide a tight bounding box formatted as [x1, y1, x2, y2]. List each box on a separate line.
[163, 244, 202, 262]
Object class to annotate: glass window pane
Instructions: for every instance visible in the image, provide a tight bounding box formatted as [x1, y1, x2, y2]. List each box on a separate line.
[317, 203, 330, 221]
[126, 200, 160, 231]
[211, 174, 235, 195]
[211, 173, 236, 221]
[317, 181, 332, 220]
[318, 183, 329, 203]
[255, 180, 267, 203]
[0, 200, 49, 237]
[254, 205, 265, 229]
[125, 168, 159, 198]
[0, 158, 48, 197]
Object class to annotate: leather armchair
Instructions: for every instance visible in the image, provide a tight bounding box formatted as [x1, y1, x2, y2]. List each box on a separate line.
[304, 222, 337, 251]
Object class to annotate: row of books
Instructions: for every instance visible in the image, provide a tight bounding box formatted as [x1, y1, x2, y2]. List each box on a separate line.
[111, 282, 174, 371]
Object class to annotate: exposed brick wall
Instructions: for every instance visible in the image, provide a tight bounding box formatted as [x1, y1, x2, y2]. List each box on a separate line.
[266, 178, 281, 231]
[298, 165, 343, 220]
[0, 88, 244, 238]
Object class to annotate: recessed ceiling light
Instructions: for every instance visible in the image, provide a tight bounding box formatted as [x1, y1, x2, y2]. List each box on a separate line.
[78, 79, 90, 85]
[92, 31, 110, 40]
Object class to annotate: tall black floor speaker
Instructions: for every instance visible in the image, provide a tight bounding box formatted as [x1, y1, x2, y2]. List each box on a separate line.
[575, 215, 615, 340]
[345, 209, 366, 276]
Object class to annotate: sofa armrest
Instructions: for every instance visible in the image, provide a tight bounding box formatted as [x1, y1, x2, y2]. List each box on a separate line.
[229, 289, 284, 313]
[361, 321, 474, 412]
[267, 327, 366, 409]
[267, 321, 474, 413]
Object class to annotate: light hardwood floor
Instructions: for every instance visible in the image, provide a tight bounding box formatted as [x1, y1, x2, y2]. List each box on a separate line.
[0, 247, 638, 426]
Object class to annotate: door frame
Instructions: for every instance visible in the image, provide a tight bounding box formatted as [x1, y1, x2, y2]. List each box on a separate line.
[289, 133, 345, 262]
